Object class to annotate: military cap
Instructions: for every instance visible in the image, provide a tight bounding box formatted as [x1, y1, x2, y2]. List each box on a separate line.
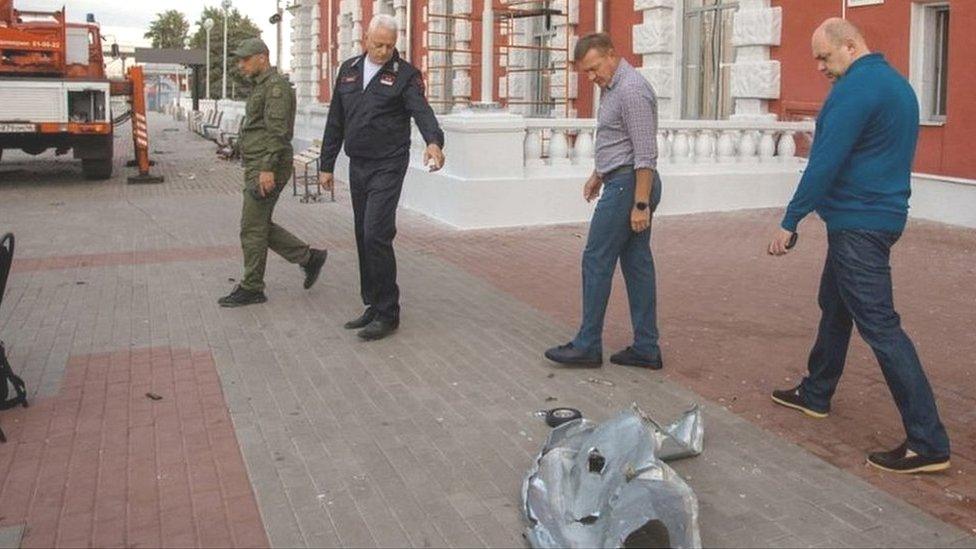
[233, 37, 270, 59]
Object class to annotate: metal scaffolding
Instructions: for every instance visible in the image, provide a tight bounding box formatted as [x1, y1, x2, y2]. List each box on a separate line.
[497, 0, 573, 117]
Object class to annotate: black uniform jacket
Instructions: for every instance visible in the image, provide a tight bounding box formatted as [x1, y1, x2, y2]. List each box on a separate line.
[319, 50, 445, 172]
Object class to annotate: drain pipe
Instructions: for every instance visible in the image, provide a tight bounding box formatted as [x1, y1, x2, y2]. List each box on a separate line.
[326, 0, 334, 97]
[593, 0, 605, 116]
[404, 0, 412, 61]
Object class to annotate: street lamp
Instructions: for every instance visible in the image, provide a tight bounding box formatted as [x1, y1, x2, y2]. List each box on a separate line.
[203, 18, 214, 99]
[221, 0, 232, 100]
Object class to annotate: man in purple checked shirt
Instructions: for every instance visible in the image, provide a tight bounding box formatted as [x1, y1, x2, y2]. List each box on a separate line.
[545, 33, 664, 371]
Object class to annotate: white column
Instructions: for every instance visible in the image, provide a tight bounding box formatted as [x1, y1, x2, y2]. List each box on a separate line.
[479, 0, 494, 105]
[730, 1, 782, 120]
[633, 0, 678, 120]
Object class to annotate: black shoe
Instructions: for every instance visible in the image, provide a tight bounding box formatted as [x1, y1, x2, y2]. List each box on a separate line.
[217, 285, 267, 307]
[610, 347, 663, 370]
[302, 248, 328, 289]
[544, 342, 602, 367]
[357, 318, 399, 341]
[771, 385, 829, 418]
[867, 441, 950, 474]
[344, 309, 376, 330]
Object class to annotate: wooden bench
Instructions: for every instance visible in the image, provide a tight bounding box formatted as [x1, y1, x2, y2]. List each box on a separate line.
[292, 139, 332, 203]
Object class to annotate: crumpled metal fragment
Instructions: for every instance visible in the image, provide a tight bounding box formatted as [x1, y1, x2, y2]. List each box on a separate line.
[522, 404, 703, 549]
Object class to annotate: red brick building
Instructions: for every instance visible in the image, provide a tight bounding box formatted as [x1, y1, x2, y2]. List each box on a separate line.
[288, 0, 973, 179]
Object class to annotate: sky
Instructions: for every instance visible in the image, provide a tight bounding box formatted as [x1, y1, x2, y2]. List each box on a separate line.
[21, 0, 292, 70]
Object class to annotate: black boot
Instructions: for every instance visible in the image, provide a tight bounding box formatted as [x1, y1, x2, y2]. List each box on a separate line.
[357, 318, 398, 341]
[302, 248, 328, 289]
[218, 285, 267, 307]
[344, 309, 376, 330]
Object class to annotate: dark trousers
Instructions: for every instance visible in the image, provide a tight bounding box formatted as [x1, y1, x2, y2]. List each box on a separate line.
[572, 168, 663, 358]
[349, 155, 409, 322]
[800, 230, 950, 457]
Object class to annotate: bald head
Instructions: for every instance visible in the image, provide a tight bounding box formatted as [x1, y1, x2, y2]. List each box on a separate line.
[811, 17, 871, 82]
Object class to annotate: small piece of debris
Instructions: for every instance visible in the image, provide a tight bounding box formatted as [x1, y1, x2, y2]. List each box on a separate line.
[546, 373, 555, 379]
[227, 277, 236, 282]
[75, 281, 86, 285]
[544, 396, 557, 402]
[573, 233, 583, 238]
[145, 392, 163, 401]
[585, 377, 614, 387]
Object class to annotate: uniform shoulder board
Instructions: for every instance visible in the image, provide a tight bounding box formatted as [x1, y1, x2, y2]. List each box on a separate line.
[393, 61, 399, 73]
[271, 84, 283, 98]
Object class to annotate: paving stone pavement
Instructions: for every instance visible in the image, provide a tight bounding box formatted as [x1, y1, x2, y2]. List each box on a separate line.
[0, 113, 974, 548]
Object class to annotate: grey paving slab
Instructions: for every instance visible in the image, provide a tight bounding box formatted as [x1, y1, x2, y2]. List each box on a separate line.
[0, 113, 973, 548]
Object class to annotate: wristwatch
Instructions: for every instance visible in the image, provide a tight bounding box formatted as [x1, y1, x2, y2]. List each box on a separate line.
[634, 202, 648, 211]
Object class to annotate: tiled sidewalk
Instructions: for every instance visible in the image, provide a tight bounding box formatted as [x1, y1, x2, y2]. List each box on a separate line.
[0, 114, 973, 547]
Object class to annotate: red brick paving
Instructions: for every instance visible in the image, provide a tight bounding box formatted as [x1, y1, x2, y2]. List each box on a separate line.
[0, 347, 269, 548]
[11, 245, 240, 273]
[399, 207, 976, 535]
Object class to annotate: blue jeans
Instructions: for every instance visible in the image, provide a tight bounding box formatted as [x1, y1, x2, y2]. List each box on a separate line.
[572, 169, 662, 358]
[800, 230, 950, 457]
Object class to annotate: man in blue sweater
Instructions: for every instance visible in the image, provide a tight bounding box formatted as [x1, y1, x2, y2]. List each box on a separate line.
[768, 18, 950, 474]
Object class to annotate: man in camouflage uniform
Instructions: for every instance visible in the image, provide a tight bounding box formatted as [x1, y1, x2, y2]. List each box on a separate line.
[218, 37, 328, 307]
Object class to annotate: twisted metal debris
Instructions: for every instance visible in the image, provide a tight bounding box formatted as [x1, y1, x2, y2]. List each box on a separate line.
[522, 404, 703, 548]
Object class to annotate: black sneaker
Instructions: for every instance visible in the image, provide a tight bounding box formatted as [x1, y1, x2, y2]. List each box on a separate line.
[867, 441, 950, 474]
[771, 385, 829, 418]
[217, 285, 267, 307]
[544, 342, 602, 367]
[344, 309, 376, 330]
[302, 248, 328, 289]
[610, 347, 662, 370]
[357, 318, 399, 341]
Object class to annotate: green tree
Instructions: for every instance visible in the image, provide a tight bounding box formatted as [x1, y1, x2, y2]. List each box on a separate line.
[144, 10, 190, 49]
[190, 7, 263, 100]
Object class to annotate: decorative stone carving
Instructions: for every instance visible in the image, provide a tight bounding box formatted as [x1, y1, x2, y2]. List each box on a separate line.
[636, 66, 673, 99]
[732, 7, 782, 47]
[634, 0, 674, 9]
[731, 61, 781, 99]
[632, 18, 673, 54]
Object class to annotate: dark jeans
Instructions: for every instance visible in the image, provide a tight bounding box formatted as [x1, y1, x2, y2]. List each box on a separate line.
[349, 155, 409, 322]
[572, 168, 662, 358]
[800, 230, 950, 457]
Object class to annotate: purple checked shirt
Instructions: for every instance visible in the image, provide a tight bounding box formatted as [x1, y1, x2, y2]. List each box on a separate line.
[594, 58, 659, 177]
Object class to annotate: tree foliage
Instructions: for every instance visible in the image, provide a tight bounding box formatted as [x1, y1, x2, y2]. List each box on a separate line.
[189, 7, 263, 99]
[144, 10, 190, 49]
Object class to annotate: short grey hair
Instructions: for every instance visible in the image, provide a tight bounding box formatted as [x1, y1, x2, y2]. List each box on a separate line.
[368, 13, 399, 34]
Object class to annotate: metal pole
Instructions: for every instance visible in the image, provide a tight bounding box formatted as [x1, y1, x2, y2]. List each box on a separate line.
[276, 0, 283, 69]
[205, 28, 212, 98]
[480, 0, 493, 104]
[222, 1, 231, 99]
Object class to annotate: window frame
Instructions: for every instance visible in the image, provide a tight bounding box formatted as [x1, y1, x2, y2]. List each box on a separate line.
[680, 0, 739, 120]
[909, 1, 950, 125]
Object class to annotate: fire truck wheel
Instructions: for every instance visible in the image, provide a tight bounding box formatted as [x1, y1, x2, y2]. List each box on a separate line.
[82, 158, 113, 180]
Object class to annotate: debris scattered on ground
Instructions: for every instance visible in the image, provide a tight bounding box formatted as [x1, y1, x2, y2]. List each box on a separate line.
[585, 377, 614, 387]
[145, 392, 163, 401]
[544, 396, 557, 402]
[523, 404, 703, 548]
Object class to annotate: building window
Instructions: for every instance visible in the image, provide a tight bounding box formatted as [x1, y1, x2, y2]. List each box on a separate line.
[911, 2, 950, 123]
[681, 0, 738, 120]
[530, 10, 558, 117]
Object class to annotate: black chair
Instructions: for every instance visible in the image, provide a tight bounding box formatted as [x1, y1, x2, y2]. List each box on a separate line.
[0, 233, 28, 443]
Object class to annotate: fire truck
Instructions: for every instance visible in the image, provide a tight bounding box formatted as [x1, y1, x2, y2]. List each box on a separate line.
[0, 0, 156, 181]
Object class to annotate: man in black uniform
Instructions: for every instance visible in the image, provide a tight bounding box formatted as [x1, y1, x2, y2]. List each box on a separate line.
[319, 14, 445, 341]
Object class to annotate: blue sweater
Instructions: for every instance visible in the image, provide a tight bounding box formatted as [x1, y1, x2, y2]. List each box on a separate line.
[781, 53, 919, 234]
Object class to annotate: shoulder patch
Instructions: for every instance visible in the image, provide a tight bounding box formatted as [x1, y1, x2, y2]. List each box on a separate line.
[271, 85, 283, 98]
